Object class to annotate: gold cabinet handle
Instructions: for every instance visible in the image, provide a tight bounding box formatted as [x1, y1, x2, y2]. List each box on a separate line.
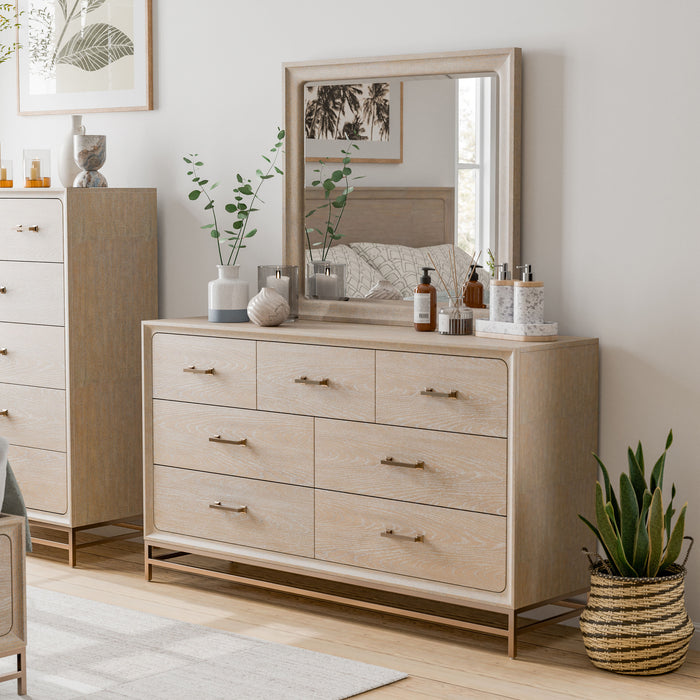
[0, 409, 8, 417]
[421, 387, 458, 399]
[14, 225, 39, 232]
[209, 501, 247, 513]
[0, 287, 6, 294]
[294, 376, 329, 386]
[0, 348, 6, 355]
[183, 365, 215, 374]
[381, 457, 424, 470]
[381, 528, 424, 543]
[209, 434, 247, 446]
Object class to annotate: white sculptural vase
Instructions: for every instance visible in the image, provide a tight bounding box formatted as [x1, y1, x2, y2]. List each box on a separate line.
[58, 114, 85, 188]
[247, 287, 290, 326]
[73, 134, 108, 187]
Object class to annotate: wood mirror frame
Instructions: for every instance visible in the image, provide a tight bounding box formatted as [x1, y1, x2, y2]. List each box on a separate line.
[284, 48, 521, 325]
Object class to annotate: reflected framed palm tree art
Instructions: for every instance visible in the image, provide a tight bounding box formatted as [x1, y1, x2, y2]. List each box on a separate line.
[304, 79, 402, 163]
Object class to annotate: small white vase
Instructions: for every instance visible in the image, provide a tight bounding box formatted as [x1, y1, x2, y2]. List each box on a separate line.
[208, 265, 249, 322]
[58, 115, 85, 188]
[247, 287, 290, 326]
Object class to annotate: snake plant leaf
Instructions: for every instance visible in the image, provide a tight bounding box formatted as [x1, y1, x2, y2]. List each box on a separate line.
[579, 514, 615, 565]
[666, 429, 674, 450]
[650, 451, 666, 494]
[595, 482, 635, 576]
[660, 503, 687, 571]
[664, 496, 676, 546]
[632, 490, 652, 574]
[635, 441, 644, 474]
[594, 454, 620, 528]
[619, 472, 639, 564]
[627, 447, 647, 508]
[56, 23, 134, 72]
[646, 487, 664, 577]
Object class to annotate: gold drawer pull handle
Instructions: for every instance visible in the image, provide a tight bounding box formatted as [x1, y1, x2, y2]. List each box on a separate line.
[381, 528, 424, 543]
[0, 287, 6, 294]
[14, 225, 39, 233]
[0, 348, 6, 355]
[381, 457, 424, 470]
[209, 501, 247, 513]
[183, 365, 215, 374]
[294, 376, 329, 386]
[0, 409, 8, 417]
[209, 434, 247, 446]
[421, 388, 458, 399]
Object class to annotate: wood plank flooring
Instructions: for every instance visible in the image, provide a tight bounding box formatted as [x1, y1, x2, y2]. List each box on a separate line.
[25, 530, 700, 699]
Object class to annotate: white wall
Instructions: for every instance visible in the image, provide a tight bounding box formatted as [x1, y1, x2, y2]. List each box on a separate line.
[2, 0, 699, 624]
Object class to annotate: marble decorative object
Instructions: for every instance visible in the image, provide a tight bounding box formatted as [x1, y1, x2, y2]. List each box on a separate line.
[364, 279, 403, 300]
[209, 265, 249, 322]
[513, 281, 544, 324]
[73, 134, 107, 187]
[489, 281, 514, 322]
[58, 115, 85, 187]
[474, 318, 558, 338]
[247, 287, 290, 326]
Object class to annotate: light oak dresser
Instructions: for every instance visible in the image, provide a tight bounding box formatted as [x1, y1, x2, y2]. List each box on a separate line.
[143, 319, 598, 656]
[0, 189, 157, 564]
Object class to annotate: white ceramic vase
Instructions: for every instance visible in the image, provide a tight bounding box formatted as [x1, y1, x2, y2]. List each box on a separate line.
[58, 115, 85, 188]
[247, 287, 290, 326]
[208, 265, 249, 322]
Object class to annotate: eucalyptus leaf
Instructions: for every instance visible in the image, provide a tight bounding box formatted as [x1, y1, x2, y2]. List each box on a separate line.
[188, 191, 201, 200]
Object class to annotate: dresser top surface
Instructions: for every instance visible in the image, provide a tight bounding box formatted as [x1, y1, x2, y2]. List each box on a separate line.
[144, 317, 597, 358]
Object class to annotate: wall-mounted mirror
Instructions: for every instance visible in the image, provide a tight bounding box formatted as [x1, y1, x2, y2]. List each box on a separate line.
[284, 48, 521, 324]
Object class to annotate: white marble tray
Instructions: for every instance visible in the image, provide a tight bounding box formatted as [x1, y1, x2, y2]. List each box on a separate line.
[474, 319, 558, 342]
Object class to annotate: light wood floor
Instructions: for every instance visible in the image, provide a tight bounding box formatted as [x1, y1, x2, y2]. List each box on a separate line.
[25, 529, 700, 699]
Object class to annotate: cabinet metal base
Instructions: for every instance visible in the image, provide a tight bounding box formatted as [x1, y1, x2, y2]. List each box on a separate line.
[145, 544, 586, 658]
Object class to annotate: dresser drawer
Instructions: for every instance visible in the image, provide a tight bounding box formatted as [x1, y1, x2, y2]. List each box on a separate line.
[257, 341, 375, 421]
[316, 490, 506, 591]
[0, 198, 63, 262]
[153, 400, 314, 486]
[0, 531, 11, 637]
[153, 465, 314, 557]
[376, 351, 508, 437]
[9, 445, 68, 514]
[0, 261, 64, 326]
[316, 419, 507, 514]
[0, 322, 65, 389]
[152, 333, 256, 409]
[0, 383, 66, 452]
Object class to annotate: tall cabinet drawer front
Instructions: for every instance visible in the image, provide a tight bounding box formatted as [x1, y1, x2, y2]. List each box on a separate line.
[316, 490, 506, 592]
[0, 322, 65, 389]
[0, 262, 64, 326]
[0, 198, 63, 262]
[10, 446, 68, 514]
[152, 333, 256, 408]
[376, 351, 508, 437]
[0, 383, 66, 451]
[257, 341, 375, 421]
[153, 400, 314, 486]
[315, 419, 507, 514]
[153, 465, 314, 557]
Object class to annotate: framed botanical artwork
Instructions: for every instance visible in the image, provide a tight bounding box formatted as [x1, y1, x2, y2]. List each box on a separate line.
[304, 79, 403, 163]
[17, 0, 152, 115]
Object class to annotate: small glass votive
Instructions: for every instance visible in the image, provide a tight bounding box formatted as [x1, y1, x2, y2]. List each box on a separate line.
[0, 160, 13, 188]
[306, 261, 346, 300]
[23, 149, 51, 188]
[257, 265, 299, 320]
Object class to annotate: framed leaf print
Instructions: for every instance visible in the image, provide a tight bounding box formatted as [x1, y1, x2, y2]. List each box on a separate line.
[17, 0, 152, 114]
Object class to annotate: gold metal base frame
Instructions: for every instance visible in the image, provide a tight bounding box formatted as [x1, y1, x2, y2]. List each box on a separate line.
[30, 519, 143, 567]
[0, 647, 26, 696]
[145, 544, 586, 658]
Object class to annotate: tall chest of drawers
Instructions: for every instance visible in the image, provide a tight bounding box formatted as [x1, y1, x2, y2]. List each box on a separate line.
[0, 189, 157, 562]
[143, 319, 598, 656]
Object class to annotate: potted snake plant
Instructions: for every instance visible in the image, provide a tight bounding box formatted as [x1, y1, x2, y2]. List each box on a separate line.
[579, 430, 694, 675]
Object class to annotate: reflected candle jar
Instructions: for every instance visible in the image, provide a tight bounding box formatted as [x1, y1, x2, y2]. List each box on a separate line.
[306, 261, 345, 300]
[257, 265, 298, 319]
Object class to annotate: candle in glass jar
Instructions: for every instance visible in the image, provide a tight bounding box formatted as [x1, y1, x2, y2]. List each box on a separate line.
[30, 159, 41, 181]
[265, 271, 290, 303]
[314, 271, 339, 299]
[0, 168, 6, 181]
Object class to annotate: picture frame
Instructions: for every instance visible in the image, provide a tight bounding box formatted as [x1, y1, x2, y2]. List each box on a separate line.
[304, 79, 403, 163]
[17, 0, 152, 115]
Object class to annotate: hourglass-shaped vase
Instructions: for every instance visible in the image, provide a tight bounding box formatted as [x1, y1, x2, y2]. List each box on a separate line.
[73, 135, 108, 187]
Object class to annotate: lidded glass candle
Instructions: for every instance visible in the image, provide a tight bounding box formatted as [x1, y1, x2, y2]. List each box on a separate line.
[0, 160, 12, 188]
[257, 265, 299, 320]
[23, 149, 51, 188]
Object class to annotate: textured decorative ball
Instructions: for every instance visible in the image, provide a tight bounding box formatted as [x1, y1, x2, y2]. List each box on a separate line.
[247, 287, 290, 326]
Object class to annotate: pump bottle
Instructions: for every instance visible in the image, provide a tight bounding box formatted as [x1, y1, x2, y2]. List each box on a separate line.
[489, 262, 514, 322]
[414, 267, 437, 331]
[513, 264, 544, 324]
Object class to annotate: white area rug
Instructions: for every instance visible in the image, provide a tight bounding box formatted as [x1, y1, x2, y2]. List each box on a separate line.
[0, 587, 406, 699]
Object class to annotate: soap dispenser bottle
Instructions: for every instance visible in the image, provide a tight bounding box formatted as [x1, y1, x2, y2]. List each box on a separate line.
[463, 265, 487, 308]
[489, 262, 514, 322]
[513, 264, 544, 324]
[414, 266, 437, 331]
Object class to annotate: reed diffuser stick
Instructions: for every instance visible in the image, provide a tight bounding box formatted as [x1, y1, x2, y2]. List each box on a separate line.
[427, 251, 454, 300]
[450, 245, 459, 300]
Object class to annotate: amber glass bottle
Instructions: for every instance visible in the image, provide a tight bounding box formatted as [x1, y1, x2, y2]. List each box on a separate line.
[463, 265, 487, 308]
[414, 267, 437, 331]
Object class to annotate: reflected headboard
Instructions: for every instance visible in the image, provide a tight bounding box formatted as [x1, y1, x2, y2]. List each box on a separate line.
[304, 186, 455, 247]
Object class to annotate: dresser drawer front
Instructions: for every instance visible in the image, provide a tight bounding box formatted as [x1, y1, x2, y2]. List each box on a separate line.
[316, 491, 506, 591]
[153, 400, 314, 486]
[0, 322, 65, 389]
[0, 261, 64, 326]
[153, 465, 314, 557]
[0, 198, 63, 262]
[316, 419, 507, 514]
[257, 341, 375, 421]
[152, 333, 256, 408]
[0, 533, 12, 637]
[0, 383, 66, 452]
[376, 351, 508, 437]
[10, 446, 68, 514]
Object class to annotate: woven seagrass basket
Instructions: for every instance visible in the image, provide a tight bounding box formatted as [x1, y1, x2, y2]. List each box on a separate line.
[580, 541, 694, 675]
